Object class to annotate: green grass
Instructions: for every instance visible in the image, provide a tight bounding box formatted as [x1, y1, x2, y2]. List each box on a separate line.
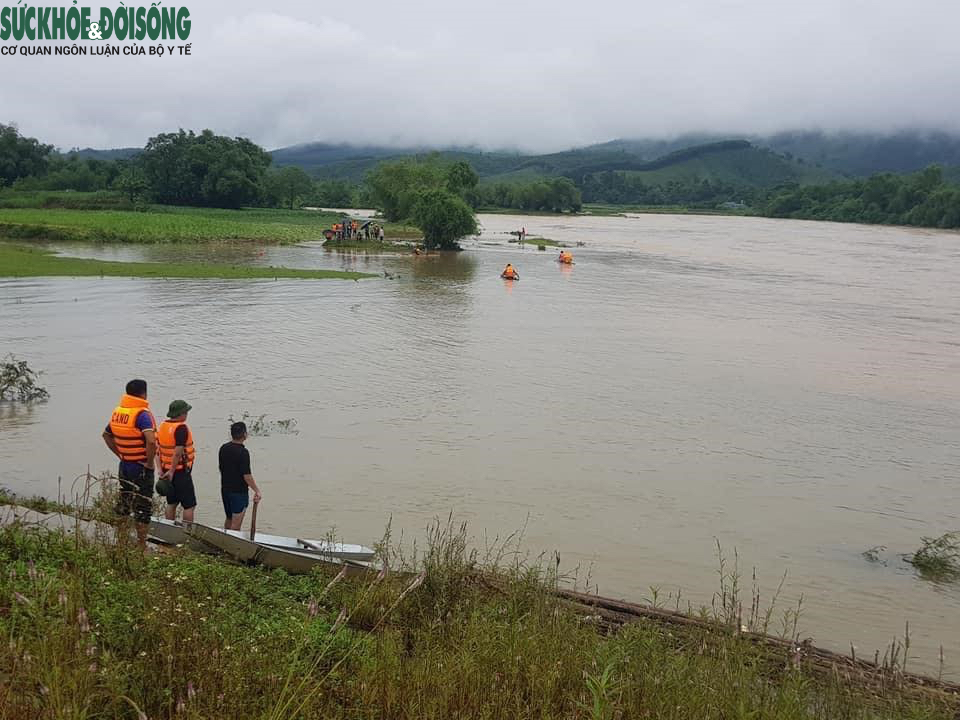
[0, 205, 341, 244]
[0, 244, 374, 280]
[0, 191, 420, 249]
[0, 489, 956, 720]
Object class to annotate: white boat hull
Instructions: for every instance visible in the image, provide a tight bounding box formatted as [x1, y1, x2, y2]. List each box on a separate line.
[148, 517, 375, 561]
[185, 522, 376, 576]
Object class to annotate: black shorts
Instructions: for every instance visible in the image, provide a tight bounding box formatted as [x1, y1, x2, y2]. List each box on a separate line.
[166, 469, 197, 510]
[116, 464, 154, 524]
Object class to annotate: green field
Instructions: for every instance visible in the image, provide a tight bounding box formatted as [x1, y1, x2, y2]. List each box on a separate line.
[0, 205, 340, 244]
[0, 191, 419, 245]
[0, 244, 373, 280]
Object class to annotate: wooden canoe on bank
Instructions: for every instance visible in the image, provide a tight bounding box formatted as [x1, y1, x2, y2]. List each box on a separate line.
[184, 522, 377, 576]
[147, 517, 376, 562]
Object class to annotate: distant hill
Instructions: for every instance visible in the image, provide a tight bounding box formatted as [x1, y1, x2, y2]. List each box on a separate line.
[611, 141, 834, 188]
[64, 147, 140, 161]
[759, 130, 960, 176]
[267, 130, 960, 187]
[69, 129, 960, 191]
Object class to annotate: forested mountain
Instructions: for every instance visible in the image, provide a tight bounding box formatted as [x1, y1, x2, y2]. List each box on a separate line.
[267, 130, 960, 184]
[759, 131, 960, 176]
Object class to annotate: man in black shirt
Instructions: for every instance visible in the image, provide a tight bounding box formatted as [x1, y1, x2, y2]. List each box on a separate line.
[219, 421, 262, 531]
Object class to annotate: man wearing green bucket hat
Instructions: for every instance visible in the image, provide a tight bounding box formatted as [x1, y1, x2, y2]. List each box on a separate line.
[157, 400, 198, 522]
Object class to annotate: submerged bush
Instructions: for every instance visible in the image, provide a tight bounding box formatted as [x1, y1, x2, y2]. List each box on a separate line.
[0, 355, 49, 402]
[907, 532, 960, 581]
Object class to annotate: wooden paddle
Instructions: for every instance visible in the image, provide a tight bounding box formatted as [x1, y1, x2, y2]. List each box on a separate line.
[249, 498, 259, 542]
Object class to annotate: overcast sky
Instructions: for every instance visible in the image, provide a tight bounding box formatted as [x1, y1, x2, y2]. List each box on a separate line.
[3, 0, 959, 152]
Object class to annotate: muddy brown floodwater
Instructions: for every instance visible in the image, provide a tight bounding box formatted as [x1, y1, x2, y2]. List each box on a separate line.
[1, 212, 958, 674]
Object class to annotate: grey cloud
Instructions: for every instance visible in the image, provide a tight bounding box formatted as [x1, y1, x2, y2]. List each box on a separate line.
[2, 0, 958, 150]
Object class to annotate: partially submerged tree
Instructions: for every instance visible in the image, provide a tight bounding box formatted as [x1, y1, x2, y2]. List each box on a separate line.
[412, 189, 478, 250]
[0, 356, 49, 402]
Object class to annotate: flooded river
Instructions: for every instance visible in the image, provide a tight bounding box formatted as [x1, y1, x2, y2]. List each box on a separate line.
[1, 212, 959, 674]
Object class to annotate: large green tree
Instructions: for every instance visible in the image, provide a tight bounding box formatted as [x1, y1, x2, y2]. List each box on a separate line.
[0, 124, 53, 185]
[265, 166, 315, 209]
[366, 158, 447, 221]
[412, 188, 478, 250]
[140, 129, 271, 208]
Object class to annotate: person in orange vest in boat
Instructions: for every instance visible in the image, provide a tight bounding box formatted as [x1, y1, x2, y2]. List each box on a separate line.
[558, 250, 574, 264]
[501, 263, 519, 279]
[157, 399, 197, 523]
[102, 378, 157, 550]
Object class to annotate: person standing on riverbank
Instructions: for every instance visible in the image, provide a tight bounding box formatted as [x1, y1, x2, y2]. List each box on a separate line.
[102, 378, 156, 550]
[157, 400, 197, 523]
[219, 421, 262, 531]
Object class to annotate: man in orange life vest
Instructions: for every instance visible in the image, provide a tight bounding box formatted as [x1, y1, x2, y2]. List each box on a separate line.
[157, 400, 197, 523]
[102, 378, 156, 549]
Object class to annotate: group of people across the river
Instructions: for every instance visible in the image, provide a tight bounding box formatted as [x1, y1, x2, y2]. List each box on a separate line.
[500, 249, 574, 280]
[102, 379, 262, 549]
[330, 218, 384, 243]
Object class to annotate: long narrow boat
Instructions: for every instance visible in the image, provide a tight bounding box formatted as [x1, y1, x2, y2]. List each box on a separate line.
[184, 522, 377, 577]
[148, 517, 375, 561]
[222, 529, 375, 561]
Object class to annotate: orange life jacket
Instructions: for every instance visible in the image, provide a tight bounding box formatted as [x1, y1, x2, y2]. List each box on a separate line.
[560, 252, 573, 264]
[109, 395, 155, 463]
[502, 266, 516, 278]
[157, 420, 195, 471]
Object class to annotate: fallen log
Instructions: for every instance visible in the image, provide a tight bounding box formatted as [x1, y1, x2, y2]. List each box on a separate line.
[556, 587, 960, 704]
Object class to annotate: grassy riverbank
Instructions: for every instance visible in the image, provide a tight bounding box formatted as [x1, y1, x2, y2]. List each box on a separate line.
[0, 191, 416, 245]
[0, 244, 374, 280]
[1, 492, 956, 719]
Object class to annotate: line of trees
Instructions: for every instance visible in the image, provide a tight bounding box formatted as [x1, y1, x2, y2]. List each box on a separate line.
[4, 123, 958, 230]
[0, 123, 364, 211]
[759, 167, 960, 228]
[579, 170, 754, 207]
[473, 177, 581, 212]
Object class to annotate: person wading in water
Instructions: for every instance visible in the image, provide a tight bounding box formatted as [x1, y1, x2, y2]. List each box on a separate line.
[157, 400, 197, 523]
[102, 379, 156, 550]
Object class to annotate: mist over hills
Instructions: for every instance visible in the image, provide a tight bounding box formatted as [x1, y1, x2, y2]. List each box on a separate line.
[70, 129, 960, 191]
[267, 130, 960, 185]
